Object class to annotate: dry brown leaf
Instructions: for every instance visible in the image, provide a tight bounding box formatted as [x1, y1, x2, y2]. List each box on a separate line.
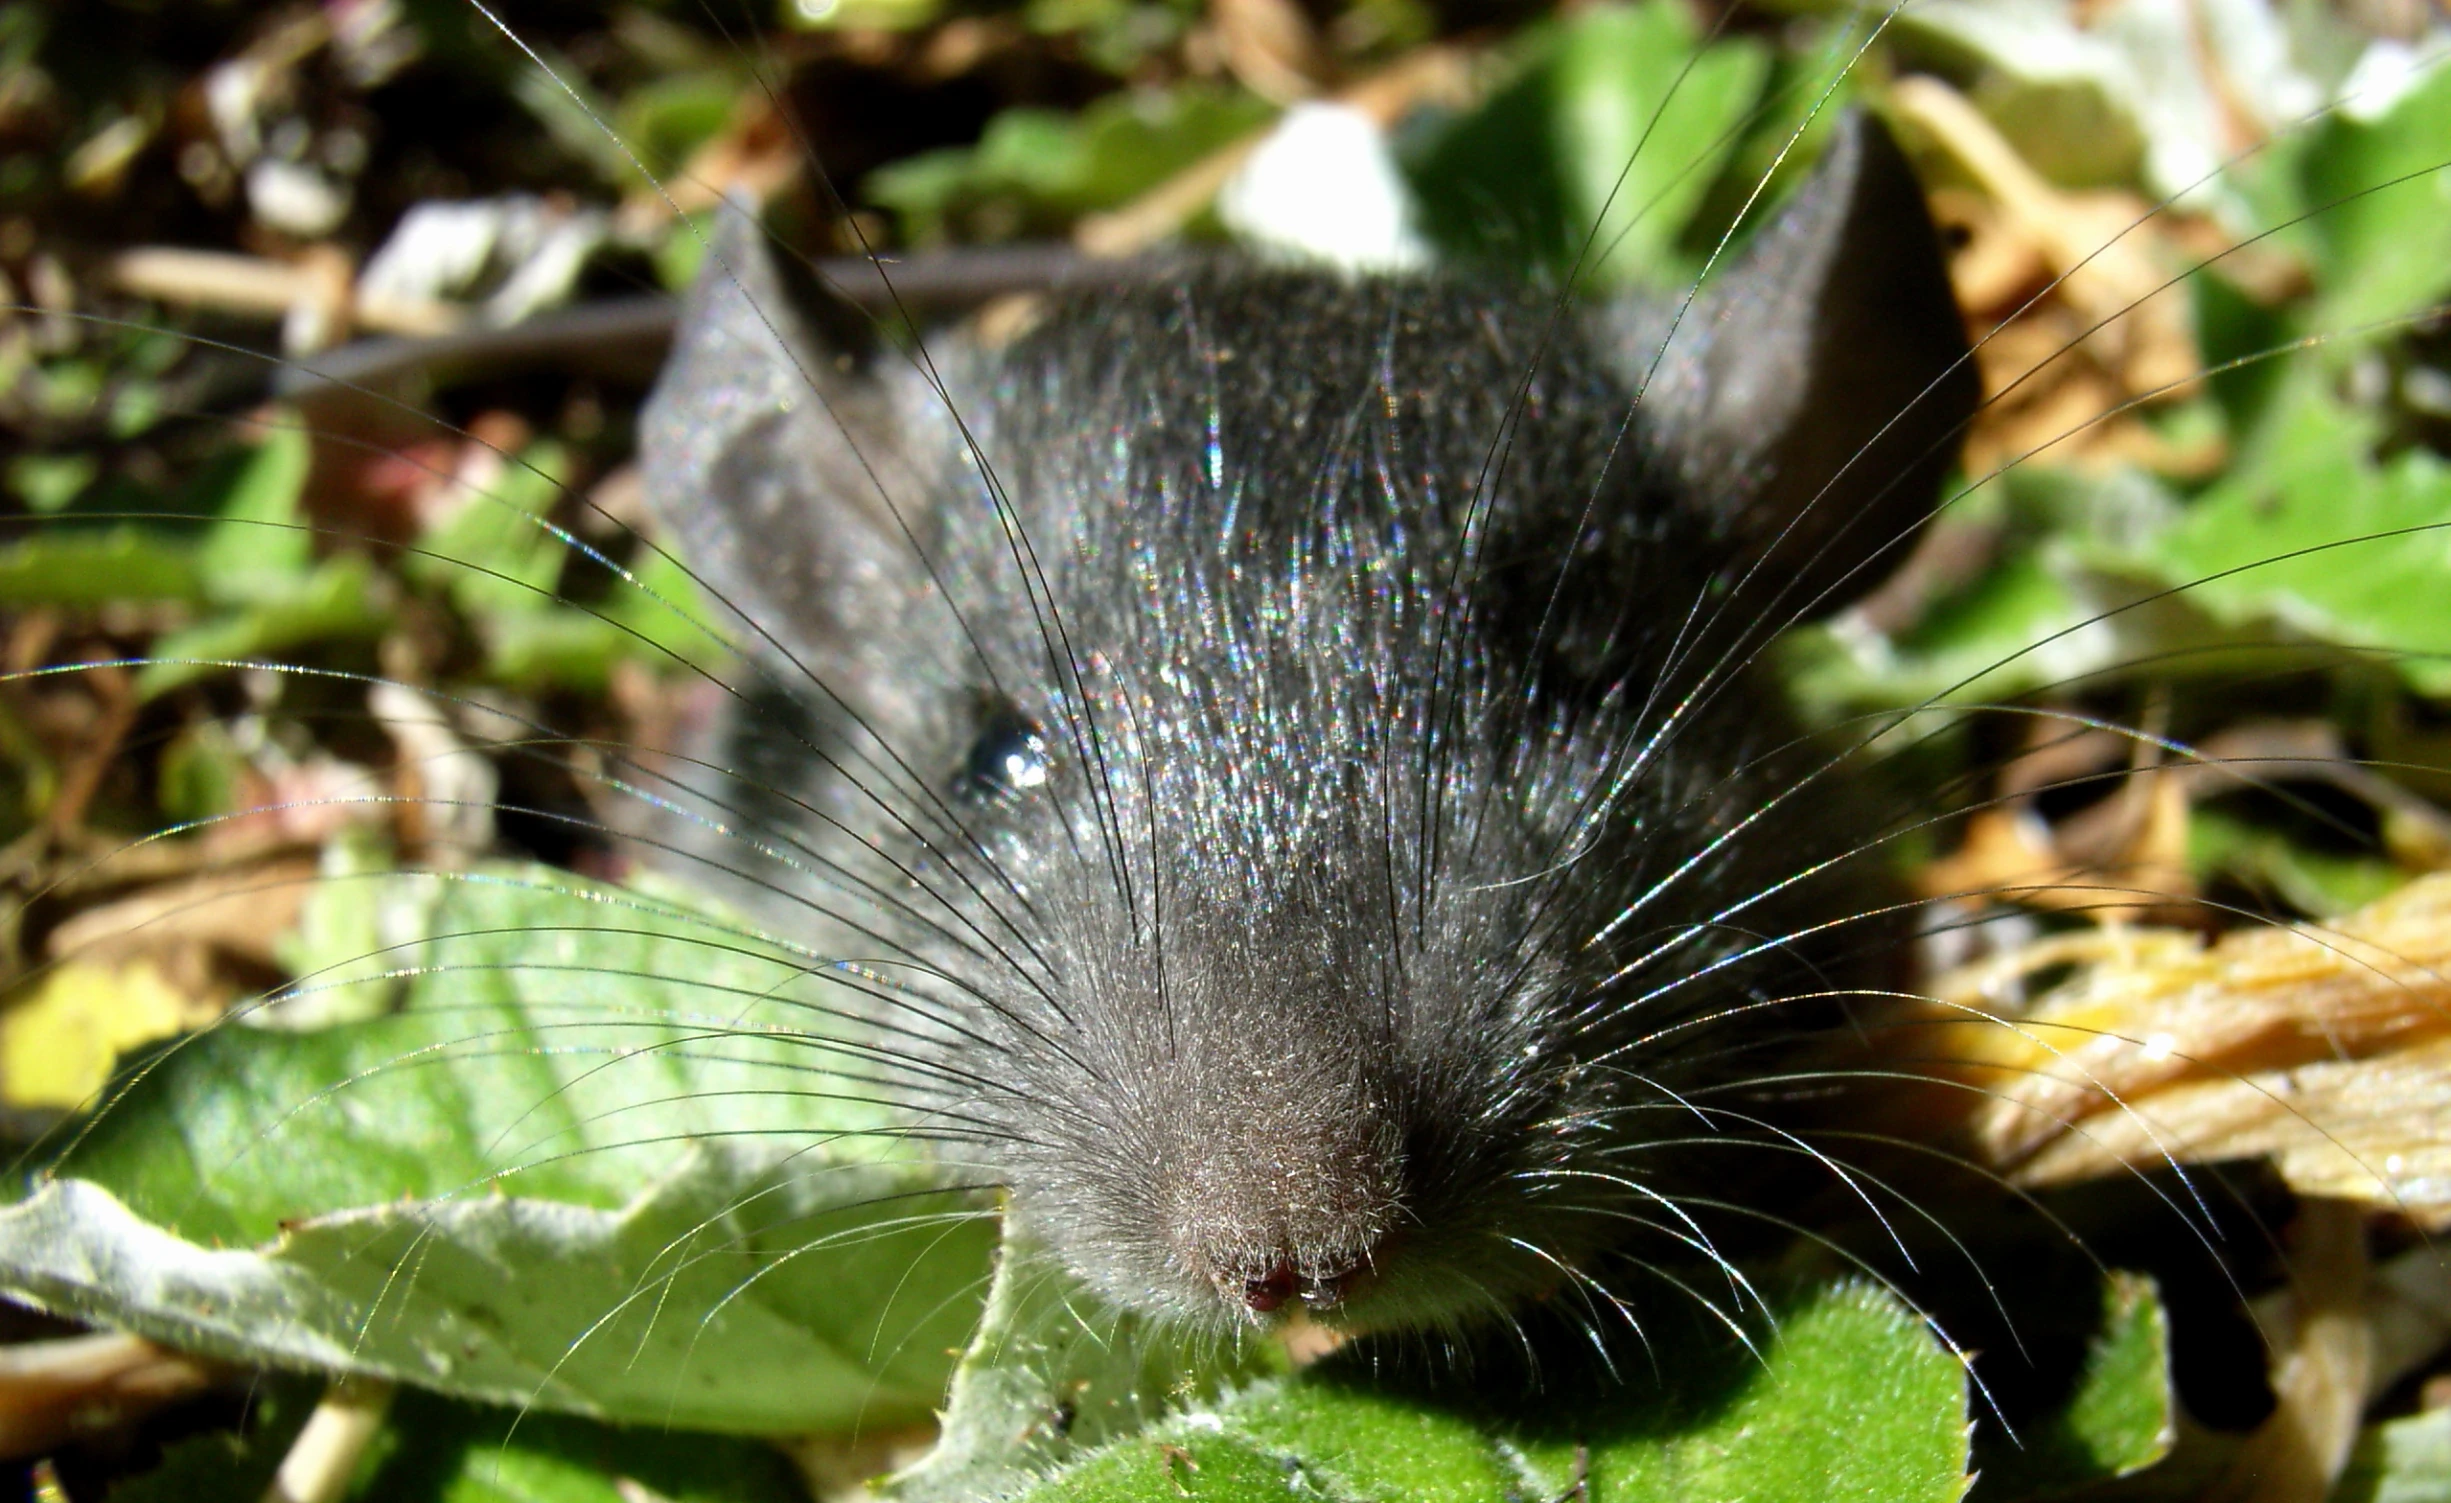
[2210, 1228, 2451, 1503]
[0, 1332, 232, 1460]
[1897, 74, 2211, 479]
[1917, 805, 2068, 904]
[0, 959, 220, 1110]
[1913, 710, 2451, 933]
[1922, 870, 2451, 1222]
[1897, 75, 2200, 393]
[1210, 0, 1329, 105]
[44, 855, 320, 970]
[1917, 770, 2196, 921]
[2012, 1034, 2451, 1216]
[1925, 186, 2047, 314]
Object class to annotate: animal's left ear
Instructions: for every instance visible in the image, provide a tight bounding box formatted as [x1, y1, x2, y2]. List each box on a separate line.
[1630, 109, 1978, 615]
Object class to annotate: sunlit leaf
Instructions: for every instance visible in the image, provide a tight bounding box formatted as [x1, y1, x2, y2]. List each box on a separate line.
[2143, 387, 2451, 697]
[2301, 60, 2451, 335]
[1404, 0, 1769, 286]
[975, 1280, 1969, 1503]
[1970, 1271, 2173, 1499]
[193, 424, 314, 603]
[2336, 1406, 2451, 1503]
[866, 87, 1273, 246]
[1923, 870, 2451, 1222]
[406, 441, 575, 618]
[891, 1237, 1287, 1503]
[0, 959, 220, 1111]
[0, 868, 997, 1434]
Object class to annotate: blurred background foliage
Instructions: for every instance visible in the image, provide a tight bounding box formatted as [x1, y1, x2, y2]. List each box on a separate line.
[5, 0, 2451, 1498]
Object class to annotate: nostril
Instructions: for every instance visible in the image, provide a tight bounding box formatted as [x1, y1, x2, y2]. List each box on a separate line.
[1214, 1246, 1382, 1317]
[1241, 1262, 1298, 1314]
[1298, 1261, 1360, 1309]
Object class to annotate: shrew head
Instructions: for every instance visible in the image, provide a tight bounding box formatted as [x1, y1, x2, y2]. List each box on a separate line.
[637, 111, 1974, 1334]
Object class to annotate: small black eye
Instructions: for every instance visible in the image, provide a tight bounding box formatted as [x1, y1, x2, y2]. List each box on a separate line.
[961, 705, 1050, 802]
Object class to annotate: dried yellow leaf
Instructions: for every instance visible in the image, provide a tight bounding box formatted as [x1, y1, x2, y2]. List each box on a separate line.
[1923, 872, 2451, 1222]
[0, 960, 222, 1111]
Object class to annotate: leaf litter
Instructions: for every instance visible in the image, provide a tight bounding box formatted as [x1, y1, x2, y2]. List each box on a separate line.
[6, 0, 2451, 1500]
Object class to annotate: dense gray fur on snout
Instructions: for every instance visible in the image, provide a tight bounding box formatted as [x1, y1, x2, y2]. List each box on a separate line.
[636, 112, 1978, 1334]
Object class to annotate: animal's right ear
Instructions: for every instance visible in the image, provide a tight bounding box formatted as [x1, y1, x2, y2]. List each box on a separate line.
[640, 205, 948, 668]
[1630, 110, 1979, 617]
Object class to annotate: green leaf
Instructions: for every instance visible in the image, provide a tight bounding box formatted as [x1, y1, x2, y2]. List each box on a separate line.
[890, 1237, 1288, 1503]
[1546, 1280, 1968, 1503]
[2300, 60, 2451, 336]
[615, 74, 744, 182]
[865, 87, 1274, 246]
[406, 441, 576, 618]
[156, 719, 249, 822]
[98, 415, 387, 700]
[477, 604, 638, 693]
[1019, 0, 1197, 76]
[6, 452, 99, 513]
[1787, 548, 2099, 719]
[0, 524, 205, 607]
[2336, 1406, 2451, 1503]
[1779, 473, 2150, 721]
[2141, 387, 2451, 696]
[504, 47, 641, 195]
[597, 545, 727, 667]
[105, 1377, 808, 1503]
[347, 1387, 809, 1503]
[474, 559, 719, 687]
[1404, 0, 1769, 286]
[1217, 1381, 1528, 1503]
[471, 545, 727, 693]
[2188, 808, 2407, 918]
[0, 867, 996, 1434]
[656, 211, 717, 293]
[1971, 1272, 2173, 1500]
[783, 0, 943, 30]
[921, 1279, 1968, 1503]
[193, 423, 314, 603]
[267, 830, 438, 1028]
[107, 1372, 323, 1503]
[1004, 1430, 1302, 1503]
[135, 551, 394, 699]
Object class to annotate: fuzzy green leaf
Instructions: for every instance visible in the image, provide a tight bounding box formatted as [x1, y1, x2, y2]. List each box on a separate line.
[0, 867, 996, 1434]
[1972, 1271, 2173, 1500]
[918, 1278, 1970, 1503]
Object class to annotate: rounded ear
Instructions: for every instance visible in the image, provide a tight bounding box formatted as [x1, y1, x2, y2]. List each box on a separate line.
[639, 205, 951, 674]
[1630, 109, 1980, 616]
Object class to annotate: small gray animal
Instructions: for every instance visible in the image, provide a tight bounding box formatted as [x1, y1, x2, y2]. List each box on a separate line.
[637, 110, 1977, 1337]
